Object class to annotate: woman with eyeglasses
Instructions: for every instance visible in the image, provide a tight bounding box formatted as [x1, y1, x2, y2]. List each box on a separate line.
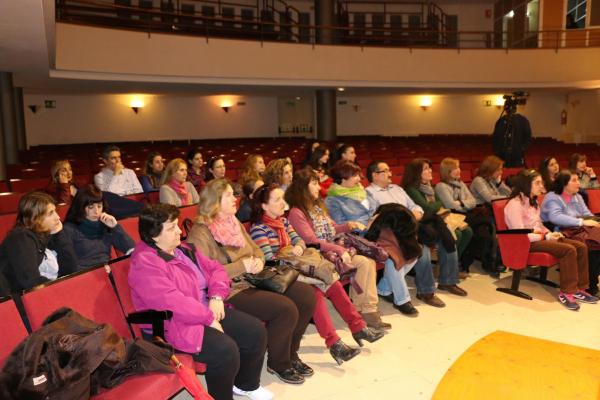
[506, 170, 595, 311]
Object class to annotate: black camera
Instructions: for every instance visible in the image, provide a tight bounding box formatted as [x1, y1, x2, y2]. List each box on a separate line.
[502, 91, 529, 114]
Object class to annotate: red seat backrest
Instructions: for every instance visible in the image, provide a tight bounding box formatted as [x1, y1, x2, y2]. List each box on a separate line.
[587, 189, 600, 214]
[119, 216, 140, 244]
[0, 298, 29, 366]
[108, 257, 141, 337]
[178, 205, 198, 231]
[492, 199, 509, 231]
[0, 213, 16, 243]
[0, 193, 24, 214]
[10, 178, 49, 193]
[22, 266, 132, 339]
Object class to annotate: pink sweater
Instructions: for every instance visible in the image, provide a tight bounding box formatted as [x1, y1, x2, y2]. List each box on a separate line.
[288, 207, 350, 256]
[504, 195, 549, 242]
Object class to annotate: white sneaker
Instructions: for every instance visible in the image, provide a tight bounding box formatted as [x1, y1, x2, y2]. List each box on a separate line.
[233, 385, 274, 400]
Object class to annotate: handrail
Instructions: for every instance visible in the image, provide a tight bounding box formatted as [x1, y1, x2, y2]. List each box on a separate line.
[55, 0, 600, 50]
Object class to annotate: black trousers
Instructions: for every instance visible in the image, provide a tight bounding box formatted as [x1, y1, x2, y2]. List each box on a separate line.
[587, 250, 600, 293]
[191, 308, 267, 400]
[228, 281, 316, 372]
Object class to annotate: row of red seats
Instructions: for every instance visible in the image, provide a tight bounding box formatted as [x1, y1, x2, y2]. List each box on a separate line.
[0, 256, 205, 399]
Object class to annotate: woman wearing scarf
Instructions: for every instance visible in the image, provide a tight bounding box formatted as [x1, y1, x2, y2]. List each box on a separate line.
[159, 158, 200, 207]
[44, 159, 78, 205]
[436, 158, 503, 278]
[287, 167, 391, 330]
[403, 158, 473, 274]
[63, 185, 135, 270]
[470, 155, 511, 205]
[187, 179, 316, 385]
[250, 184, 383, 366]
[324, 160, 371, 227]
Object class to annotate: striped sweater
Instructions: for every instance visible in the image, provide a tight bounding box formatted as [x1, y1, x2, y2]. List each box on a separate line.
[250, 218, 304, 260]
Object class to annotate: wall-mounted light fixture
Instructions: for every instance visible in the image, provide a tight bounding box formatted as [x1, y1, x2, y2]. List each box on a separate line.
[220, 100, 234, 113]
[337, 87, 345, 92]
[28, 105, 39, 114]
[494, 96, 505, 109]
[420, 96, 432, 111]
[130, 99, 145, 114]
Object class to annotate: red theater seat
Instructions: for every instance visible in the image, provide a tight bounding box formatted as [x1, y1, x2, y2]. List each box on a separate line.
[491, 199, 559, 300]
[0, 298, 29, 367]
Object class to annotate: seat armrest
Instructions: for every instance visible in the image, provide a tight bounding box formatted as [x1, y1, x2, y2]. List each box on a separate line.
[496, 228, 533, 234]
[496, 231, 532, 270]
[127, 309, 173, 340]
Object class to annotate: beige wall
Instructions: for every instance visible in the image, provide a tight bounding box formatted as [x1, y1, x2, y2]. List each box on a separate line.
[23, 93, 278, 145]
[55, 23, 600, 88]
[336, 92, 567, 138]
[25, 90, 600, 145]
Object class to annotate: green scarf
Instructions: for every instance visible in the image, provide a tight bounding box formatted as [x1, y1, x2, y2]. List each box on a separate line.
[327, 183, 367, 202]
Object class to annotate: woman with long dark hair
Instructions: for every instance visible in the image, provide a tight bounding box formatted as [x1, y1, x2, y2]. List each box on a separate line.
[139, 151, 164, 193]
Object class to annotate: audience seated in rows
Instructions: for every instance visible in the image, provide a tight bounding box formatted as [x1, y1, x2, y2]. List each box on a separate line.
[159, 158, 200, 207]
[249, 185, 383, 365]
[402, 158, 474, 273]
[63, 185, 135, 270]
[285, 168, 390, 329]
[187, 179, 317, 385]
[129, 204, 273, 400]
[435, 158, 503, 277]
[504, 170, 596, 311]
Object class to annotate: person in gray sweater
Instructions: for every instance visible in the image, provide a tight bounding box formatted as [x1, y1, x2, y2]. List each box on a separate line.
[434, 158, 477, 213]
[63, 185, 135, 270]
[470, 155, 511, 205]
[159, 158, 200, 207]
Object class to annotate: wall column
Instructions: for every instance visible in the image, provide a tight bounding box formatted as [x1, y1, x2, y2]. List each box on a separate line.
[13, 87, 27, 151]
[316, 89, 337, 142]
[0, 72, 19, 166]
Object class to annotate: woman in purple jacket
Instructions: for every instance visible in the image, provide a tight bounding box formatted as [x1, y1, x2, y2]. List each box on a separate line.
[129, 204, 272, 400]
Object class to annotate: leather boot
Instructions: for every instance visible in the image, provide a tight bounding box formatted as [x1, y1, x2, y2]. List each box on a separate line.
[352, 327, 385, 347]
[360, 312, 392, 330]
[329, 339, 361, 365]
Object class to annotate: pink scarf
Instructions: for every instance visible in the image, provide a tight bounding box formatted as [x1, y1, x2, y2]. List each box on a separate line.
[169, 180, 190, 205]
[208, 214, 246, 248]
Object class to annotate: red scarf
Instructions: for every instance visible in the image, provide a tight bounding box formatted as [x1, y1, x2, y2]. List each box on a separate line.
[262, 214, 291, 248]
[169, 179, 190, 204]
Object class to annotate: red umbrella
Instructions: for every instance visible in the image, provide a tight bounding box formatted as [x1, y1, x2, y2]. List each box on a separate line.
[156, 337, 213, 400]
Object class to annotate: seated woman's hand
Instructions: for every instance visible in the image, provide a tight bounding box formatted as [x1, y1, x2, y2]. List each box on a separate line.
[583, 219, 600, 227]
[347, 221, 366, 231]
[99, 212, 118, 228]
[209, 319, 224, 333]
[209, 298, 225, 321]
[292, 245, 304, 256]
[545, 232, 563, 241]
[243, 256, 264, 274]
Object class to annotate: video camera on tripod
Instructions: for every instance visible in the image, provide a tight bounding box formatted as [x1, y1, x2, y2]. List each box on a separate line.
[501, 91, 529, 115]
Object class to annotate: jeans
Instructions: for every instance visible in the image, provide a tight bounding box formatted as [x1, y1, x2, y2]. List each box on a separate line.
[437, 241, 460, 286]
[377, 246, 436, 305]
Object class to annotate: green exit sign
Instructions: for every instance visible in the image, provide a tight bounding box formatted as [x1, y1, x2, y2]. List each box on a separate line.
[44, 100, 56, 108]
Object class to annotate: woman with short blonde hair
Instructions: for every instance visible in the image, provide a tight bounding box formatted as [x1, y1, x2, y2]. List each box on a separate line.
[159, 158, 199, 206]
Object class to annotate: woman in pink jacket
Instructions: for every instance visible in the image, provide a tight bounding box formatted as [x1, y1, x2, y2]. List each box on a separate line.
[129, 204, 272, 400]
[504, 170, 597, 312]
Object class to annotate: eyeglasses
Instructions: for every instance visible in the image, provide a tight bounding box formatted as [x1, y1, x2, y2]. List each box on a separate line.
[375, 168, 390, 173]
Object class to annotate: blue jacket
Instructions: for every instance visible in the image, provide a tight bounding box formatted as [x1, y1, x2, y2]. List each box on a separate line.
[325, 195, 371, 226]
[540, 191, 592, 228]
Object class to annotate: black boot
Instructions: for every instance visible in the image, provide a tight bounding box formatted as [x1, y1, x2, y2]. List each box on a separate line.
[352, 327, 385, 347]
[329, 339, 361, 365]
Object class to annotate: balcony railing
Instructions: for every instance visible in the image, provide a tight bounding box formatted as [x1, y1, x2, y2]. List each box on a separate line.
[56, 0, 600, 50]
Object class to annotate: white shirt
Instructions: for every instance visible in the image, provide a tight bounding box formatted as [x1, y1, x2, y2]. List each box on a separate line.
[94, 167, 143, 196]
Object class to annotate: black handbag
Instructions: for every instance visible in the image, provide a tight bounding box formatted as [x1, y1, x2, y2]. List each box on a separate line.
[244, 261, 299, 294]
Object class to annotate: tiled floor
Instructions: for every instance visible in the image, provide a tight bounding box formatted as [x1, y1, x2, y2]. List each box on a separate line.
[176, 264, 600, 400]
